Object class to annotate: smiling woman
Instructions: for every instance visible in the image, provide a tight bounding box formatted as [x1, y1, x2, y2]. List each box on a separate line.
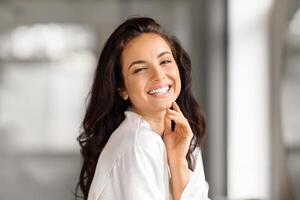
[76, 17, 210, 200]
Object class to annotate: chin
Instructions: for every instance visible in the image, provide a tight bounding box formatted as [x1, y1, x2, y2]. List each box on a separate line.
[155, 101, 173, 111]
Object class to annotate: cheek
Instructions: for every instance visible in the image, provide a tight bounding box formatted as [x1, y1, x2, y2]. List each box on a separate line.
[170, 67, 181, 89]
[176, 79, 182, 96]
[173, 69, 182, 96]
[125, 77, 145, 96]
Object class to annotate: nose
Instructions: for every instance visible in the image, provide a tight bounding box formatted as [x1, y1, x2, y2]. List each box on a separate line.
[151, 66, 166, 81]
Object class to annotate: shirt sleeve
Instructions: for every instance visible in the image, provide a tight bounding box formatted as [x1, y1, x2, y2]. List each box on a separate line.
[101, 146, 169, 200]
[180, 148, 210, 200]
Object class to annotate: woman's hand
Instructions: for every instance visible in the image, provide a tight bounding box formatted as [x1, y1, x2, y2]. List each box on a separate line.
[163, 101, 193, 166]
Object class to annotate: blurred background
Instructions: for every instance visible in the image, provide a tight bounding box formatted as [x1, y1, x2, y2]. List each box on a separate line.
[0, 0, 299, 199]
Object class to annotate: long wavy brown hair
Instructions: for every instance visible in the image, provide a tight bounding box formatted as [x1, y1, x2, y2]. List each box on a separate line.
[75, 17, 206, 199]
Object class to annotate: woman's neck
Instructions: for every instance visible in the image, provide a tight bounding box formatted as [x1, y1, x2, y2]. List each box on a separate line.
[133, 108, 166, 136]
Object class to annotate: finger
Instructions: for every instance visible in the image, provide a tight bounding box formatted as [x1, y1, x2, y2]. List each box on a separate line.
[167, 108, 183, 117]
[168, 114, 188, 126]
[166, 109, 177, 132]
[164, 110, 172, 133]
[167, 113, 190, 130]
[167, 109, 187, 123]
[166, 110, 192, 134]
[172, 101, 183, 114]
[168, 115, 192, 137]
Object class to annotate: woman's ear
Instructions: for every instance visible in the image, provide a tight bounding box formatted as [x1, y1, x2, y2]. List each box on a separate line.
[117, 88, 129, 100]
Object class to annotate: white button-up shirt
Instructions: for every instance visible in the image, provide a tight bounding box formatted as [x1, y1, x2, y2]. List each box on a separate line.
[88, 110, 210, 200]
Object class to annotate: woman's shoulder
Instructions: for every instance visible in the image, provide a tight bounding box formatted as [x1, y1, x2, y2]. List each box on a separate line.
[96, 110, 166, 171]
[88, 111, 167, 199]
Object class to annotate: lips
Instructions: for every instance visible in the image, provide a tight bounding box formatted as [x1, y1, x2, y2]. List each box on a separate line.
[147, 85, 171, 95]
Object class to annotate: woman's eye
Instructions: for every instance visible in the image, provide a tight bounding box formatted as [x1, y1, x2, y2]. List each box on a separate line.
[133, 67, 146, 74]
[160, 60, 172, 65]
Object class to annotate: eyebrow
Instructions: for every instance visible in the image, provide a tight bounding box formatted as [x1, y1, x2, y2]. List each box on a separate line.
[128, 51, 171, 71]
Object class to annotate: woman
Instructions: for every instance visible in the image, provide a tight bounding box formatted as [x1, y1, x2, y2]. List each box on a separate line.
[76, 17, 210, 200]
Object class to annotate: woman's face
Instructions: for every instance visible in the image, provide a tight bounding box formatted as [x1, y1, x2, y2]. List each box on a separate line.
[120, 33, 181, 116]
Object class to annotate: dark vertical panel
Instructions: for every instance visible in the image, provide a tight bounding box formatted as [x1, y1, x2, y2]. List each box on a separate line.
[190, 0, 206, 102]
[201, 0, 227, 198]
[271, 0, 296, 199]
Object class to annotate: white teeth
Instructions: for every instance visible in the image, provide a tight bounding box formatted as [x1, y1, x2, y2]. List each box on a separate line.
[148, 86, 169, 95]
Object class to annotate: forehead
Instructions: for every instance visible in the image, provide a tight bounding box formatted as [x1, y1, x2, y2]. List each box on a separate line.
[121, 33, 172, 64]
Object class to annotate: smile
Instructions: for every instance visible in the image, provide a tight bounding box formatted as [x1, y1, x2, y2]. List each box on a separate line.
[147, 85, 171, 95]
